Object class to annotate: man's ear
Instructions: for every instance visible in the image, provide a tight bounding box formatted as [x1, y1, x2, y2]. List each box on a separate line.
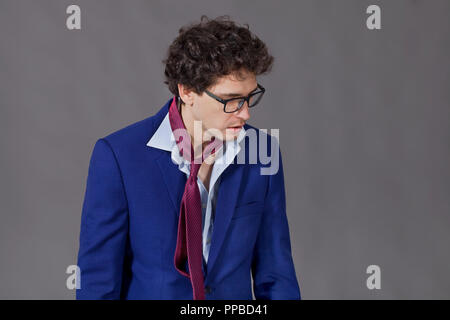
[177, 84, 195, 106]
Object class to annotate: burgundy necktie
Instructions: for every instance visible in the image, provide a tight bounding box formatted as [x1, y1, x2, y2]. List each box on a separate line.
[168, 96, 223, 300]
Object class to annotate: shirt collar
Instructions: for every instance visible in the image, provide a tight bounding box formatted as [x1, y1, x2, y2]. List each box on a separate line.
[146, 111, 174, 152]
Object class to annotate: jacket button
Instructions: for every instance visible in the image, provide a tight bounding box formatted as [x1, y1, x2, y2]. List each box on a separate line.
[205, 286, 212, 294]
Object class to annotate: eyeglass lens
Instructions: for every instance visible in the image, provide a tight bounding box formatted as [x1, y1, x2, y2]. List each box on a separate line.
[225, 91, 264, 112]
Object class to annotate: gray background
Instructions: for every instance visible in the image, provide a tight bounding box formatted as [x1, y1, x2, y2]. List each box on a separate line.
[1, 0, 449, 299]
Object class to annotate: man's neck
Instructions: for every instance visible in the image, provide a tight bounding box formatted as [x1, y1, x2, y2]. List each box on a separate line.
[179, 101, 209, 154]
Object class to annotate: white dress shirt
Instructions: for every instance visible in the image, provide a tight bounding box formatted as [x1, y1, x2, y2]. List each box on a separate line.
[146, 111, 246, 264]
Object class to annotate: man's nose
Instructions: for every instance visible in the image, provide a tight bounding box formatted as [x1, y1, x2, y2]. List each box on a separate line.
[236, 102, 251, 121]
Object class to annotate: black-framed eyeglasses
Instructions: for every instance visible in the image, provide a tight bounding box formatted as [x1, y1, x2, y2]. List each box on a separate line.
[204, 83, 266, 113]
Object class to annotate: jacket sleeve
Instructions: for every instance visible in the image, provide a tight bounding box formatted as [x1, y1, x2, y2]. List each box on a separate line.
[251, 147, 301, 300]
[76, 138, 129, 300]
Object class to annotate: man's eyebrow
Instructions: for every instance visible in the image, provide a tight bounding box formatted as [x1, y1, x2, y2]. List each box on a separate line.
[216, 86, 259, 98]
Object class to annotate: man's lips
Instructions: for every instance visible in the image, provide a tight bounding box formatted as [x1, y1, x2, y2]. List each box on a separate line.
[227, 124, 245, 129]
[226, 125, 243, 134]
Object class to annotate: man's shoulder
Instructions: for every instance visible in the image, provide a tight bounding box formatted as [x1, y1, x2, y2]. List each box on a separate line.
[97, 98, 171, 152]
[240, 122, 282, 176]
[242, 123, 280, 152]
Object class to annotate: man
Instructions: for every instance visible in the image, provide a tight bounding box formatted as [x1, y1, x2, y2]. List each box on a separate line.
[76, 15, 301, 300]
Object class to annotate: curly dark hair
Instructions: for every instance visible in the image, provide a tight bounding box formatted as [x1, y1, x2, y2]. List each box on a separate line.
[162, 15, 274, 99]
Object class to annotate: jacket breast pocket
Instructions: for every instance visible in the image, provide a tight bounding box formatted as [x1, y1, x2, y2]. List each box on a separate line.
[232, 201, 264, 220]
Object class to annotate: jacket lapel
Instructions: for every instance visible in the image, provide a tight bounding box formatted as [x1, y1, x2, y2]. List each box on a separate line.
[205, 163, 245, 280]
[155, 153, 186, 217]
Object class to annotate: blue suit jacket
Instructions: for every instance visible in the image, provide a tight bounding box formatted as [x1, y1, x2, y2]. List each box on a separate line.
[76, 98, 301, 300]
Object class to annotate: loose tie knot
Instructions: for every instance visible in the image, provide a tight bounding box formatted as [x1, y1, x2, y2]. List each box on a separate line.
[189, 161, 201, 179]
